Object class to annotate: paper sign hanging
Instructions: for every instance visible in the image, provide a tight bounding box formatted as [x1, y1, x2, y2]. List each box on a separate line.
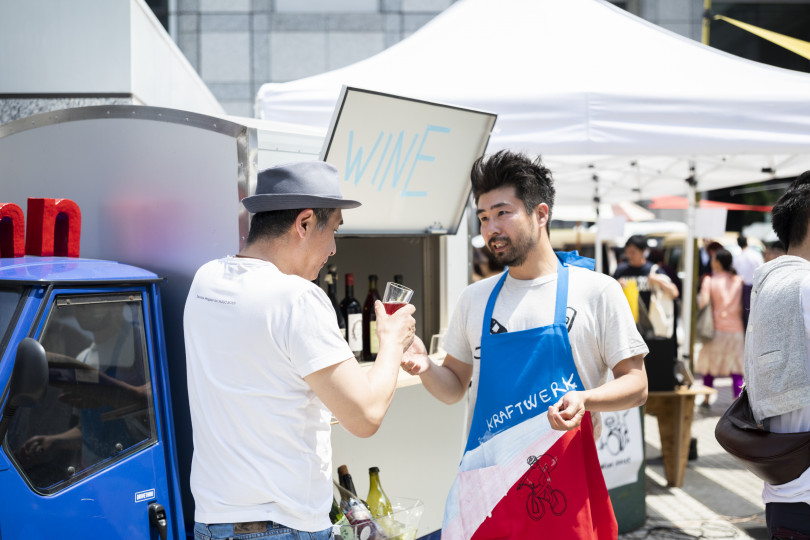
[596, 216, 627, 239]
[694, 207, 727, 239]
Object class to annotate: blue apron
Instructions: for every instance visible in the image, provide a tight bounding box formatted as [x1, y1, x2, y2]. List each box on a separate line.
[466, 259, 581, 449]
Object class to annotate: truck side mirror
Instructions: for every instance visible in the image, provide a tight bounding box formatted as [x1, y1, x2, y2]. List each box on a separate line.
[0, 338, 48, 441]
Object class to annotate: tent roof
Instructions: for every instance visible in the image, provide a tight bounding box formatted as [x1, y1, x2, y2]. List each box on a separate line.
[257, 0, 810, 206]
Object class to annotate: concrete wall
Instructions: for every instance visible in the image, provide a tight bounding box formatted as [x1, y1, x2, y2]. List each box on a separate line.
[173, 0, 457, 117]
[636, 0, 705, 42]
[0, 0, 223, 124]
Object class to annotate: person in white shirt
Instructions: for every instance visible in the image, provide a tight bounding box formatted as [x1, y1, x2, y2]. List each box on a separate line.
[744, 171, 810, 538]
[184, 161, 416, 540]
[400, 150, 648, 538]
[733, 235, 764, 330]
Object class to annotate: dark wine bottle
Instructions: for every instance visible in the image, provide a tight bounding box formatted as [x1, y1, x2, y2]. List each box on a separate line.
[325, 266, 346, 340]
[337, 464, 358, 497]
[362, 274, 381, 362]
[341, 273, 363, 361]
[393, 274, 404, 285]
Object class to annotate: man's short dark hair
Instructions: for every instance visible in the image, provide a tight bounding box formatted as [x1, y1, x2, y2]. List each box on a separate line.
[246, 207, 337, 245]
[737, 236, 748, 249]
[772, 171, 810, 250]
[470, 150, 555, 219]
[624, 235, 647, 252]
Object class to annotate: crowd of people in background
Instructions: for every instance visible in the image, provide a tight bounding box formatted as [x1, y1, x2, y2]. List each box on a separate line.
[610, 232, 782, 404]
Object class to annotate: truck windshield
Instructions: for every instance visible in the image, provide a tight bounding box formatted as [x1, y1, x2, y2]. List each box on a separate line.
[0, 286, 24, 353]
[5, 291, 158, 493]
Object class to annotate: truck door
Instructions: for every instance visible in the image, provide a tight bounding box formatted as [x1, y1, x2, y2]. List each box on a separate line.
[1, 288, 178, 539]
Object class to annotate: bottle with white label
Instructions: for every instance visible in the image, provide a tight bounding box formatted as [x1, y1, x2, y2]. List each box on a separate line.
[362, 274, 381, 362]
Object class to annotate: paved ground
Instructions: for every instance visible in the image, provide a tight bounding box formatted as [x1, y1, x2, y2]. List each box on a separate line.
[619, 378, 769, 540]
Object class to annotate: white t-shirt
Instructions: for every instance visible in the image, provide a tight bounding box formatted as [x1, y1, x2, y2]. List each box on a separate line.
[184, 256, 353, 531]
[443, 265, 648, 438]
[733, 247, 764, 286]
[762, 274, 810, 505]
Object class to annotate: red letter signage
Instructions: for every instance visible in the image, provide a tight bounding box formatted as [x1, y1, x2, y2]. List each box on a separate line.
[0, 202, 25, 258]
[25, 198, 82, 257]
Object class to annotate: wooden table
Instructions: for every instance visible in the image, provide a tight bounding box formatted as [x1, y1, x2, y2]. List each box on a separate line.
[644, 386, 717, 487]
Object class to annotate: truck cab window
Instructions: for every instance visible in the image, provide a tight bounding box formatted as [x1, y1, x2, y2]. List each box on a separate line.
[5, 293, 157, 493]
[0, 287, 24, 355]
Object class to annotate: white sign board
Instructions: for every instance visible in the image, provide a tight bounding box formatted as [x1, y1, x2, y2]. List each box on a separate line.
[597, 407, 644, 490]
[695, 207, 728, 239]
[596, 216, 627, 240]
[321, 86, 497, 235]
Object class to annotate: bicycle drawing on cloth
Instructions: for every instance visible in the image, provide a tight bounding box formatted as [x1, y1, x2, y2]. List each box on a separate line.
[516, 453, 567, 521]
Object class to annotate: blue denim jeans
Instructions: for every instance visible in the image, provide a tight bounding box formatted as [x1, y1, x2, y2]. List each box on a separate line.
[194, 521, 333, 540]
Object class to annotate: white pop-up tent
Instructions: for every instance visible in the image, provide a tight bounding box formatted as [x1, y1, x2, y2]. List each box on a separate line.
[256, 0, 810, 345]
[257, 0, 810, 206]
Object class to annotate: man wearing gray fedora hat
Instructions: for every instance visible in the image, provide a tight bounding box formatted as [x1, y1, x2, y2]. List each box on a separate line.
[184, 161, 416, 540]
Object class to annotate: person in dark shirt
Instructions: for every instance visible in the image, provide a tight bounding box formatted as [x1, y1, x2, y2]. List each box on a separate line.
[613, 235, 679, 336]
[614, 235, 680, 391]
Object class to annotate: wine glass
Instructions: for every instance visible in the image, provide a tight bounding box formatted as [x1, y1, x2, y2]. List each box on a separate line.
[382, 282, 413, 314]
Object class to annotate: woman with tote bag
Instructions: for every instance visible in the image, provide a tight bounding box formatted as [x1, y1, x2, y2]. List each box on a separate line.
[695, 248, 744, 406]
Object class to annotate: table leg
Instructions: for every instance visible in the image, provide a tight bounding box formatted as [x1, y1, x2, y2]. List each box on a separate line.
[655, 395, 696, 487]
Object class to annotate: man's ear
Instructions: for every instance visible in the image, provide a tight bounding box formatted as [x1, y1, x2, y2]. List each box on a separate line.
[295, 209, 316, 238]
[535, 203, 550, 228]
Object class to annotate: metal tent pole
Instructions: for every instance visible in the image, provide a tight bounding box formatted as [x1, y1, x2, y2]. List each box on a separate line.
[593, 174, 603, 273]
[683, 168, 699, 371]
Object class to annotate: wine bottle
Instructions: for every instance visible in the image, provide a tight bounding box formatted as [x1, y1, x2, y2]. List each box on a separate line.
[341, 273, 363, 361]
[337, 464, 358, 497]
[325, 266, 347, 340]
[330, 496, 344, 524]
[366, 466, 393, 519]
[337, 483, 389, 540]
[393, 274, 404, 285]
[362, 274, 381, 362]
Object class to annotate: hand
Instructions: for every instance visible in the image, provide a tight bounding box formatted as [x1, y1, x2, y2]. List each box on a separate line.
[547, 391, 586, 431]
[374, 300, 415, 353]
[401, 336, 430, 375]
[22, 434, 56, 458]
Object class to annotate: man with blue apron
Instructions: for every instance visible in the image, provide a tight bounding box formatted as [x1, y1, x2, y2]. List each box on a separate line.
[402, 150, 648, 539]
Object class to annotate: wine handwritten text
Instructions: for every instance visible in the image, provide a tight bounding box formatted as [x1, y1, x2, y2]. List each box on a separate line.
[343, 124, 451, 197]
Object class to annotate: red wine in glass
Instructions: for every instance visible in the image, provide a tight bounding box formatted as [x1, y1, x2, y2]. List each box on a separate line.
[384, 302, 407, 315]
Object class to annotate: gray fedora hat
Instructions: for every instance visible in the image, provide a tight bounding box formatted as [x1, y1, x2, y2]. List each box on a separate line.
[242, 161, 361, 213]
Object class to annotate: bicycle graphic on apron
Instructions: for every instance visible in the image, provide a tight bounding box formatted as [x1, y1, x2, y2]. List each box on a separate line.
[516, 454, 568, 521]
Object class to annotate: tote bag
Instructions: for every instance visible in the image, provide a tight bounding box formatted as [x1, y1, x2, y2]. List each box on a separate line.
[648, 265, 675, 338]
[696, 300, 714, 343]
